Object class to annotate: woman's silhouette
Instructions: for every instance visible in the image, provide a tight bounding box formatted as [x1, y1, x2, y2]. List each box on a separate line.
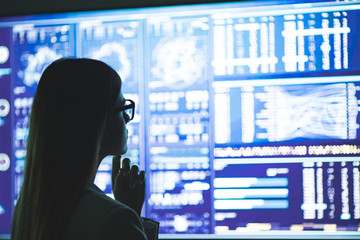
[11, 58, 158, 240]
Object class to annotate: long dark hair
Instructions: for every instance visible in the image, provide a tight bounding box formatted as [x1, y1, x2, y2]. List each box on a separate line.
[11, 58, 121, 240]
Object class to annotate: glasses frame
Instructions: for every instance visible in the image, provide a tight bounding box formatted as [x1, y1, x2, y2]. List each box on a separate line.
[113, 99, 135, 122]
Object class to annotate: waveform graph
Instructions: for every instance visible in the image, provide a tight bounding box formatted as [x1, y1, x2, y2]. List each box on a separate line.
[255, 83, 349, 142]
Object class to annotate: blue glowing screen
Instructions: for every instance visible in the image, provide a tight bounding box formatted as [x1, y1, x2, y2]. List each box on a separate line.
[0, 0, 360, 239]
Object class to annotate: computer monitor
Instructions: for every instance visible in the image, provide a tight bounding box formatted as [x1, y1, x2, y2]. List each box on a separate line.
[0, 0, 360, 239]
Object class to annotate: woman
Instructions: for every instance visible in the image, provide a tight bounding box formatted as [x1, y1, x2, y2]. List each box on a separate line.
[11, 58, 158, 240]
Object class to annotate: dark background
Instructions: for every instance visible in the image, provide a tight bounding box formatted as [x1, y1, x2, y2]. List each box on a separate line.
[0, 0, 250, 17]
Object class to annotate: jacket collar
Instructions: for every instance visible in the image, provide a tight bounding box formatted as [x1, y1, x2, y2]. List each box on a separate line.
[88, 182, 103, 193]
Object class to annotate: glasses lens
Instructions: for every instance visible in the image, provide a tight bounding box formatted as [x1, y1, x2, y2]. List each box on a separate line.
[124, 106, 133, 120]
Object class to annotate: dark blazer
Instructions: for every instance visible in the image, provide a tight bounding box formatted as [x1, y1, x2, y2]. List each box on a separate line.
[61, 182, 159, 240]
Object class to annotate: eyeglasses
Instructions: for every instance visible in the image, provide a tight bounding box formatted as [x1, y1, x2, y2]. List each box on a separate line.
[113, 99, 135, 123]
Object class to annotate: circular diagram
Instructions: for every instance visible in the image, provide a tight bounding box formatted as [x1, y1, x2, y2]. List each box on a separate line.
[0, 46, 9, 64]
[151, 37, 206, 90]
[0, 99, 10, 117]
[91, 42, 131, 82]
[0, 153, 10, 171]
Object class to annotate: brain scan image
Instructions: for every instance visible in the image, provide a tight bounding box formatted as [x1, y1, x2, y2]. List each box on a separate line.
[90, 42, 131, 82]
[151, 37, 206, 90]
[19, 47, 63, 87]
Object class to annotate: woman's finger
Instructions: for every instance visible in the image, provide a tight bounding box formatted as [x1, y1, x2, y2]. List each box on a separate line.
[138, 171, 145, 185]
[112, 155, 121, 188]
[129, 165, 139, 188]
[122, 158, 131, 172]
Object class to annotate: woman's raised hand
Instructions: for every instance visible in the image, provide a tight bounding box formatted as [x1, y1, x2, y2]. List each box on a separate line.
[111, 155, 145, 216]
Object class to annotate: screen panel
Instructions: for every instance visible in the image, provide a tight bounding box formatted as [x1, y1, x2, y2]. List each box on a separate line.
[146, 15, 212, 234]
[0, 0, 360, 239]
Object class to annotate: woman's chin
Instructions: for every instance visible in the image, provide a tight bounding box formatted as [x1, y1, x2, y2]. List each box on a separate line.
[120, 145, 128, 155]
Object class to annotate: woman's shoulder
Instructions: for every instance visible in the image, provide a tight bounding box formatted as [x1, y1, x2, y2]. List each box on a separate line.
[61, 182, 142, 240]
[84, 182, 130, 213]
[74, 182, 140, 223]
